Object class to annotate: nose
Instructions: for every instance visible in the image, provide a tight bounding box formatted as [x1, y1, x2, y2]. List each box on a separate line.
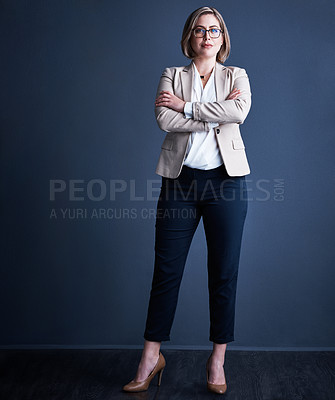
[203, 30, 211, 40]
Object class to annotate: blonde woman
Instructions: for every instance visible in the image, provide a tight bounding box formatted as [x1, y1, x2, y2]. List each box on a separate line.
[123, 6, 252, 395]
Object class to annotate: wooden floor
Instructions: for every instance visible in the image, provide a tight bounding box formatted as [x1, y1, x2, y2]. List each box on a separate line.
[1, 349, 334, 399]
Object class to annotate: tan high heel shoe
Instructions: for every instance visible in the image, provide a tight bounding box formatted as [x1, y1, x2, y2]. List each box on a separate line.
[122, 351, 166, 392]
[206, 353, 227, 394]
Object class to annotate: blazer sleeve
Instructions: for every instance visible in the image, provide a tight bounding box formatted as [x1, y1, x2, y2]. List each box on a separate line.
[191, 68, 252, 124]
[154, 67, 211, 133]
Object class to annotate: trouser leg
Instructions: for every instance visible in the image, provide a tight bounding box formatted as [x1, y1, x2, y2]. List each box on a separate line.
[144, 174, 201, 342]
[202, 176, 248, 344]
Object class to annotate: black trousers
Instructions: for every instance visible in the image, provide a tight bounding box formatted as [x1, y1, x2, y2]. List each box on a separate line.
[143, 163, 248, 344]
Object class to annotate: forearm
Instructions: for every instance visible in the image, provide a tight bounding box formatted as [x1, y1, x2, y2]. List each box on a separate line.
[192, 97, 251, 124]
[183, 102, 219, 129]
[154, 68, 211, 133]
[155, 107, 210, 132]
[190, 68, 252, 124]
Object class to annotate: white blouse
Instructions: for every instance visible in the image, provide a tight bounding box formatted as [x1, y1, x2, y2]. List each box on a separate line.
[183, 61, 223, 170]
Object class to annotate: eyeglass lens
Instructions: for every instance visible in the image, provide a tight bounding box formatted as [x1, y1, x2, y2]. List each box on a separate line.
[193, 28, 221, 38]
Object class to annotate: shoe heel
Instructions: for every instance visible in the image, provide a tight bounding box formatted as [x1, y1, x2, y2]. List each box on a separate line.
[157, 367, 164, 386]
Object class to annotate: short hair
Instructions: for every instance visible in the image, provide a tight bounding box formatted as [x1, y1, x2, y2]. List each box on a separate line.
[181, 6, 231, 64]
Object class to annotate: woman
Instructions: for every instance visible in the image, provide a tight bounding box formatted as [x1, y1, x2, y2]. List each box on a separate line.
[123, 6, 252, 395]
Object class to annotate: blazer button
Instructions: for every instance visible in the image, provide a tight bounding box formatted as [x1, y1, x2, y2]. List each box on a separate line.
[216, 128, 220, 134]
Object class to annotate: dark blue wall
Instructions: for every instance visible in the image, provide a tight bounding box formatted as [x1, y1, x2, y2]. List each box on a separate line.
[1, 0, 335, 348]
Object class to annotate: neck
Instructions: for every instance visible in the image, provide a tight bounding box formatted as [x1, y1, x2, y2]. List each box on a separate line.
[193, 57, 216, 76]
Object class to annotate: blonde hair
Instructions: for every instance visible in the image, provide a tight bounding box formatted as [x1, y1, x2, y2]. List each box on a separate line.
[181, 6, 231, 64]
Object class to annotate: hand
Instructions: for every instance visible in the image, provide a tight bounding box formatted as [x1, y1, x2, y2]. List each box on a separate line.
[226, 88, 241, 100]
[155, 90, 186, 112]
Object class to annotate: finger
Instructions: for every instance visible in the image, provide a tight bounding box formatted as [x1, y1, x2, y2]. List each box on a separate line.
[157, 93, 170, 99]
[155, 95, 167, 102]
[155, 98, 168, 105]
[155, 99, 169, 106]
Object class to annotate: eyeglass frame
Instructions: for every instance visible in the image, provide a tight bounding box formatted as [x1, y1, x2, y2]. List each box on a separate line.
[192, 27, 223, 38]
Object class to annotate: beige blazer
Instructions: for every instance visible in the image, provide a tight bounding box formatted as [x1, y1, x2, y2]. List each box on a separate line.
[154, 61, 252, 179]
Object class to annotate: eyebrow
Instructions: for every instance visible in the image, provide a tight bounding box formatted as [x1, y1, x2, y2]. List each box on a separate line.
[195, 25, 220, 28]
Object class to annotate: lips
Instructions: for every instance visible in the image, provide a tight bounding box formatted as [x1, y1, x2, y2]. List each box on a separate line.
[202, 44, 213, 48]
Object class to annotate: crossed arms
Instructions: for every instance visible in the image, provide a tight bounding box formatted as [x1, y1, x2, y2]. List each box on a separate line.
[154, 66, 252, 133]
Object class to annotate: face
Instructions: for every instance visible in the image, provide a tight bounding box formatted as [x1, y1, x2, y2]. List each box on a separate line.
[190, 14, 224, 60]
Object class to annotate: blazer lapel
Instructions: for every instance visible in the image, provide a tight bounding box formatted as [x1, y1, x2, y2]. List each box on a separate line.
[181, 61, 227, 102]
[180, 62, 193, 102]
[214, 61, 227, 102]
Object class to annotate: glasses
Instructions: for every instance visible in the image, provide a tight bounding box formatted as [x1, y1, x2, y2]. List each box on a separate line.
[192, 27, 222, 38]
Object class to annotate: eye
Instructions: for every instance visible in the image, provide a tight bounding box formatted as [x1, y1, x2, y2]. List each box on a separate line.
[210, 28, 219, 34]
[194, 28, 205, 34]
